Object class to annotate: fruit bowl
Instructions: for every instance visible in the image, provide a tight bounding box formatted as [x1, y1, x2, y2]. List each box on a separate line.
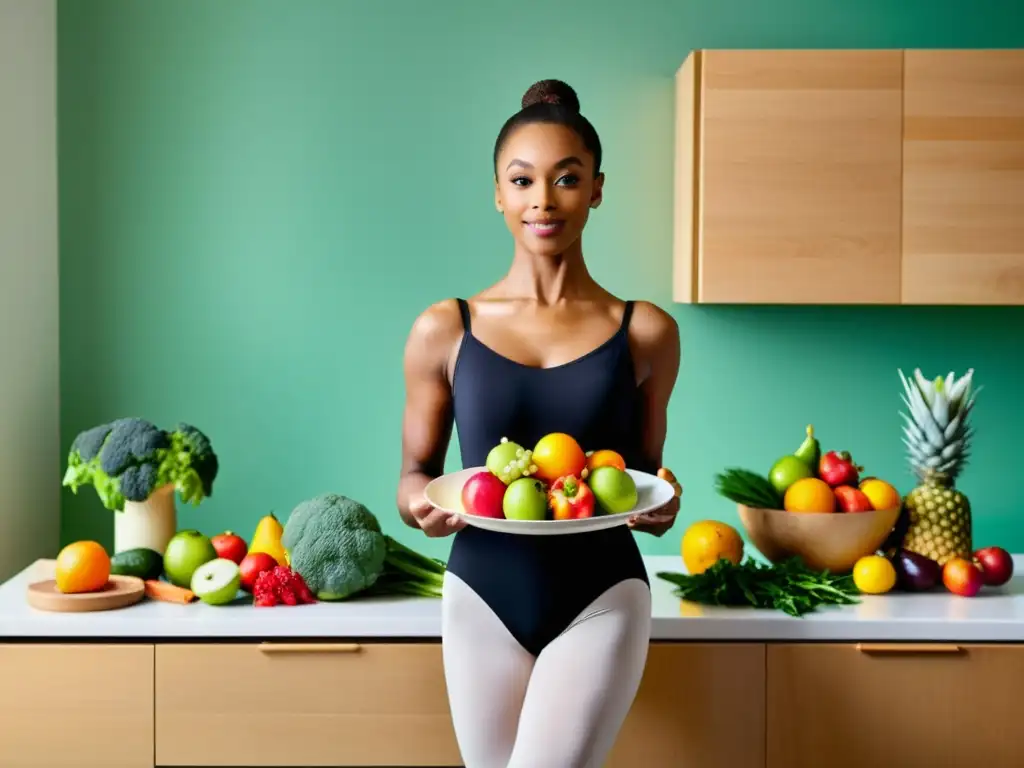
[737, 504, 901, 573]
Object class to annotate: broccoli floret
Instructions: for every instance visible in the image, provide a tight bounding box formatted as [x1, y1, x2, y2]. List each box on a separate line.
[99, 418, 169, 475]
[282, 492, 446, 601]
[119, 463, 158, 502]
[172, 423, 219, 499]
[70, 423, 113, 462]
[62, 417, 220, 512]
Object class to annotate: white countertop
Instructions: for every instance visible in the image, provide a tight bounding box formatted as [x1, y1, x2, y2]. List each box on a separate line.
[3, 555, 1024, 642]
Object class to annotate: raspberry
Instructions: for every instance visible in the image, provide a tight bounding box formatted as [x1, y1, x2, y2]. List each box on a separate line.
[250, 565, 316, 607]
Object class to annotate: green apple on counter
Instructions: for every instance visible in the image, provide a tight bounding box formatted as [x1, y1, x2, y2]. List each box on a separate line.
[191, 557, 242, 605]
[163, 530, 217, 588]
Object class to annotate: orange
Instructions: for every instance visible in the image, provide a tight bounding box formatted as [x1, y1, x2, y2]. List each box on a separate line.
[531, 432, 587, 483]
[783, 477, 836, 513]
[54, 540, 111, 594]
[681, 520, 744, 575]
[859, 478, 902, 511]
[586, 449, 626, 473]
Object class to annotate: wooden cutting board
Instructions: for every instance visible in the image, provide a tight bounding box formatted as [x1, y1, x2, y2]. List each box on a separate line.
[26, 574, 145, 612]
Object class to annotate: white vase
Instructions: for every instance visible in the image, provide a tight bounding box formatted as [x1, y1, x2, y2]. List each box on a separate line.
[114, 483, 177, 554]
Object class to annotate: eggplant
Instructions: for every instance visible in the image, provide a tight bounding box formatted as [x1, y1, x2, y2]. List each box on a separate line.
[894, 549, 941, 591]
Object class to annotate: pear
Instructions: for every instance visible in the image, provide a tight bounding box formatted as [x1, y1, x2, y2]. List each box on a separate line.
[248, 512, 288, 566]
[793, 424, 821, 469]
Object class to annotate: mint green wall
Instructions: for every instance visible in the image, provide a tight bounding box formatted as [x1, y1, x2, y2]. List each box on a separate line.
[57, 0, 1024, 563]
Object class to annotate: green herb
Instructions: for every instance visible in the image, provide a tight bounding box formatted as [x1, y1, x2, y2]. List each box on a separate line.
[714, 467, 783, 509]
[656, 557, 860, 617]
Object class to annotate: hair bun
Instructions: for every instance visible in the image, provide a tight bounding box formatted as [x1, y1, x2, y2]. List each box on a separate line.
[521, 79, 580, 112]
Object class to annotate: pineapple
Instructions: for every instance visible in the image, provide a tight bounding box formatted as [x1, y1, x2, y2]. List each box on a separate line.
[897, 368, 981, 566]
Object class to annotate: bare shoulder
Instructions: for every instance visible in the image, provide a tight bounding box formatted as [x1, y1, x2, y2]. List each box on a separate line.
[629, 300, 679, 349]
[404, 298, 467, 377]
[407, 298, 465, 346]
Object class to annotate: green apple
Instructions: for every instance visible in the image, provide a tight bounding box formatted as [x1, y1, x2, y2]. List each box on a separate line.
[163, 529, 217, 588]
[191, 557, 242, 606]
[503, 477, 548, 521]
[588, 466, 638, 515]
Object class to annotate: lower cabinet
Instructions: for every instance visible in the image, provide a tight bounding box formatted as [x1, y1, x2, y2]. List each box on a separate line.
[766, 642, 1024, 768]
[154, 642, 461, 767]
[607, 642, 766, 767]
[0, 643, 154, 768]
[3, 640, 1024, 767]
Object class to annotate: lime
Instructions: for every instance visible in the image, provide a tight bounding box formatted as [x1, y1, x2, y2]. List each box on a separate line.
[768, 455, 814, 494]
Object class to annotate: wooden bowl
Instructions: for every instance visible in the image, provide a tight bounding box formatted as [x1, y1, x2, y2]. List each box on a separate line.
[737, 504, 902, 573]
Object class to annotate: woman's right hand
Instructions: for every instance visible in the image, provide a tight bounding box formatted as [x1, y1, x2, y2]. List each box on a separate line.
[408, 494, 466, 537]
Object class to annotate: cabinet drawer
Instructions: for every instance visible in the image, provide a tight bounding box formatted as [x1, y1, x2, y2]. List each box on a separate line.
[155, 642, 461, 767]
[606, 642, 766, 768]
[767, 642, 1024, 768]
[0, 643, 154, 768]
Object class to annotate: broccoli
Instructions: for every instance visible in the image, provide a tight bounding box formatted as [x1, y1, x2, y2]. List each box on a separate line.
[62, 417, 220, 512]
[282, 492, 446, 600]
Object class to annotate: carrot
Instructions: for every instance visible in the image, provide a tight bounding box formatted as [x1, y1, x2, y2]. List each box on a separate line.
[144, 579, 196, 604]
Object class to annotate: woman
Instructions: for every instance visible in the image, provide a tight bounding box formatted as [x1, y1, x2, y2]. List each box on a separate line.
[396, 79, 682, 768]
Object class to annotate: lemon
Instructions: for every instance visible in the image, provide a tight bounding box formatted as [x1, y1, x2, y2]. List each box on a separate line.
[681, 520, 744, 575]
[852, 555, 896, 594]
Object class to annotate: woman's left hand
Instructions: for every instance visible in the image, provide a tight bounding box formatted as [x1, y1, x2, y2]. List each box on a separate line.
[628, 467, 682, 537]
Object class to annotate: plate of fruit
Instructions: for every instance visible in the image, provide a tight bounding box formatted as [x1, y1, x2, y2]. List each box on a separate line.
[424, 432, 677, 535]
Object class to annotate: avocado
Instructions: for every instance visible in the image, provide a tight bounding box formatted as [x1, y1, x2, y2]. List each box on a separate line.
[110, 547, 164, 581]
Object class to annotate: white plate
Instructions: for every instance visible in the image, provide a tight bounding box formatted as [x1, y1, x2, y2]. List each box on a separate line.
[423, 466, 678, 536]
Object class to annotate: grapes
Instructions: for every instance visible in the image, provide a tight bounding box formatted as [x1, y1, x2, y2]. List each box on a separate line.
[486, 438, 537, 484]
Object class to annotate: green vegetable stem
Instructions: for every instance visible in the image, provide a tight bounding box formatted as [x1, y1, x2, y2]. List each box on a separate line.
[656, 557, 860, 618]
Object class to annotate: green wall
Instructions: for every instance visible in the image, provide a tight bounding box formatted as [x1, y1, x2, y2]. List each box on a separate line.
[57, 0, 1024, 563]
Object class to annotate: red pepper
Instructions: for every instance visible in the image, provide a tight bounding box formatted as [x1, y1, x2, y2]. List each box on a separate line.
[548, 474, 596, 520]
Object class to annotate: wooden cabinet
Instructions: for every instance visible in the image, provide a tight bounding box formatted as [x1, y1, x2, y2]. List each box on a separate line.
[901, 49, 1024, 304]
[0, 643, 154, 768]
[674, 49, 904, 304]
[766, 642, 1024, 768]
[5, 638, 1024, 767]
[674, 48, 1024, 305]
[154, 642, 462, 767]
[607, 642, 765, 768]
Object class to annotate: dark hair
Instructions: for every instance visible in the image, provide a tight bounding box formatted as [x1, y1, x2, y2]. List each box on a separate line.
[493, 79, 603, 177]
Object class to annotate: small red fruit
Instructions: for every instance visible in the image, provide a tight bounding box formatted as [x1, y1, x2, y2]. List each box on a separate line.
[547, 475, 596, 520]
[943, 557, 984, 597]
[461, 471, 507, 519]
[974, 546, 1014, 587]
[833, 485, 874, 513]
[211, 530, 248, 565]
[818, 450, 863, 488]
[239, 551, 279, 593]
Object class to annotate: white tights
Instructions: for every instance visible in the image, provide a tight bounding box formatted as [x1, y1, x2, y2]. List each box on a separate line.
[441, 571, 652, 768]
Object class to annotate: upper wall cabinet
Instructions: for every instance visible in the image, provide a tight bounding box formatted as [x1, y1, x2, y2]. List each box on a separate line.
[673, 48, 1024, 306]
[901, 50, 1024, 305]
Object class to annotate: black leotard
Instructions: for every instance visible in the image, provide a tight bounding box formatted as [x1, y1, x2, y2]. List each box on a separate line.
[445, 297, 651, 657]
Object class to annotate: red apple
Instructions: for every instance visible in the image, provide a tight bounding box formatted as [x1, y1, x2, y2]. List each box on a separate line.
[461, 471, 507, 518]
[211, 530, 248, 565]
[942, 557, 984, 597]
[818, 450, 863, 487]
[974, 546, 1014, 587]
[239, 551, 279, 593]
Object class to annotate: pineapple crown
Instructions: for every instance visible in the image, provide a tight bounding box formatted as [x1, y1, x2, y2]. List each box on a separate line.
[898, 368, 980, 484]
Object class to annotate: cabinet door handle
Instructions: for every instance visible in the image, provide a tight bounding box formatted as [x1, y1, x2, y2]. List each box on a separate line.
[258, 642, 363, 654]
[856, 643, 962, 654]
